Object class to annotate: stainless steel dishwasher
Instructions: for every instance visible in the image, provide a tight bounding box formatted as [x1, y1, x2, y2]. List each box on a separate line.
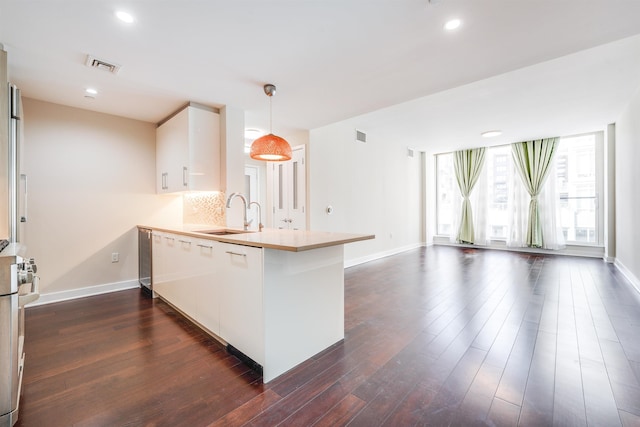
[138, 227, 153, 297]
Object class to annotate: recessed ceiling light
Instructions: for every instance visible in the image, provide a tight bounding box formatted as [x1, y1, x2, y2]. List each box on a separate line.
[444, 19, 462, 31]
[115, 10, 135, 24]
[481, 130, 502, 138]
[85, 88, 98, 95]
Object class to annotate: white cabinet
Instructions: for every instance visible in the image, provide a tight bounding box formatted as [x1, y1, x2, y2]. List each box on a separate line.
[151, 232, 265, 366]
[151, 231, 174, 300]
[148, 228, 350, 383]
[268, 145, 306, 230]
[192, 238, 220, 335]
[152, 232, 220, 335]
[156, 105, 221, 193]
[218, 242, 264, 365]
[152, 232, 195, 312]
[151, 231, 165, 294]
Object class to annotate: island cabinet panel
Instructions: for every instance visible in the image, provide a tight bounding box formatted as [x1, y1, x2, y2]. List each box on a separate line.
[218, 242, 264, 365]
[262, 245, 344, 383]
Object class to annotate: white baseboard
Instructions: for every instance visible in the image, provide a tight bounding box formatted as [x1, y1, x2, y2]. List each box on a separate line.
[432, 236, 604, 258]
[27, 279, 140, 307]
[345, 243, 423, 268]
[614, 259, 640, 295]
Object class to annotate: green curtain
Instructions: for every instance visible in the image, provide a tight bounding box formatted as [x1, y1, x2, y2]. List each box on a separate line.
[511, 138, 559, 248]
[453, 148, 486, 244]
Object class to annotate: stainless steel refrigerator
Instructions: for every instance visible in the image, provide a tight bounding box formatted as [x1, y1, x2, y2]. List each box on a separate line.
[0, 49, 26, 245]
[0, 46, 39, 427]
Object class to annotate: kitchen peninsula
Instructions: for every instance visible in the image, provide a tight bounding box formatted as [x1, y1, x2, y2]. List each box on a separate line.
[139, 225, 374, 383]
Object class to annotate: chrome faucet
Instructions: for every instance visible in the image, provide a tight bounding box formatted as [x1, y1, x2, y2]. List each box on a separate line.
[226, 192, 249, 230]
[249, 201, 264, 232]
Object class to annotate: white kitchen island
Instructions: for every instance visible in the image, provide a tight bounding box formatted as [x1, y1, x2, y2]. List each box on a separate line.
[142, 226, 374, 383]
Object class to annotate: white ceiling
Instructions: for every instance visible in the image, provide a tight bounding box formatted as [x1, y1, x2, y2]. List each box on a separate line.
[2, 0, 640, 150]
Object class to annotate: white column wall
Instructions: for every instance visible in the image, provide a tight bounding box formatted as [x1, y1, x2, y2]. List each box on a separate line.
[615, 86, 640, 289]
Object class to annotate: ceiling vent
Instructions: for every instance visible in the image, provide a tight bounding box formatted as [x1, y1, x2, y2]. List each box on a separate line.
[355, 129, 367, 143]
[85, 55, 121, 74]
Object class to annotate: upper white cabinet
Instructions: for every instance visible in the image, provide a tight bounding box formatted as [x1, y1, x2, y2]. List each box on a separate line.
[156, 105, 221, 193]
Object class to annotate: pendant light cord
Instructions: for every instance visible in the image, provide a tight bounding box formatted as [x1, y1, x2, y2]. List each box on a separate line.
[269, 95, 273, 134]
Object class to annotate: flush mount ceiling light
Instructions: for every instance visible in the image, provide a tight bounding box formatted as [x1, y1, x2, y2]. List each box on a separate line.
[444, 18, 462, 30]
[244, 128, 264, 139]
[481, 130, 502, 138]
[250, 84, 292, 161]
[115, 10, 135, 23]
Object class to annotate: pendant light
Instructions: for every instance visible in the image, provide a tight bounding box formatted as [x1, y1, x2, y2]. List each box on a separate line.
[250, 84, 292, 161]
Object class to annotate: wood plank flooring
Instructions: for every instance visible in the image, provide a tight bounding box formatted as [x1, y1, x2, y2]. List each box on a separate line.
[15, 246, 640, 426]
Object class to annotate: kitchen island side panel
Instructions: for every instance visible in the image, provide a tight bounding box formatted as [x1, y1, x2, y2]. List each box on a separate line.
[262, 245, 344, 383]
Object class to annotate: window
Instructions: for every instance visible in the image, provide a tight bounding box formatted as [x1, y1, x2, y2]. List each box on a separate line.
[435, 132, 602, 247]
[556, 134, 598, 244]
[436, 153, 455, 235]
[486, 146, 510, 239]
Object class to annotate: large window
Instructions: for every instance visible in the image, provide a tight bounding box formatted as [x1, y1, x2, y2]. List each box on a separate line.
[555, 134, 598, 244]
[436, 154, 455, 235]
[435, 133, 602, 246]
[486, 146, 510, 240]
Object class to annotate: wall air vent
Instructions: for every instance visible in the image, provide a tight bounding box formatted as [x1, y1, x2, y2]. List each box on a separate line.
[355, 129, 367, 143]
[85, 55, 121, 74]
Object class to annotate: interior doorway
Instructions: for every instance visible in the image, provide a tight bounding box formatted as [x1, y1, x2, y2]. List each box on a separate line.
[266, 145, 306, 230]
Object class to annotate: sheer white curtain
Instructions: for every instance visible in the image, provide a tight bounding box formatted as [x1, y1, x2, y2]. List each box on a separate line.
[470, 164, 489, 245]
[449, 189, 462, 244]
[507, 157, 530, 247]
[537, 157, 565, 250]
[507, 152, 565, 249]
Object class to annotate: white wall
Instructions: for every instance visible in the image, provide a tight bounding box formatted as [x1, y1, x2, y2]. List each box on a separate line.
[615, 87, 640, 289]
[22, 98, 182, 296]
[309, 121, 423, 265]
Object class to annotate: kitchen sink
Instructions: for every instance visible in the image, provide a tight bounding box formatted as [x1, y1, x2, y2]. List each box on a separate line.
[197, 229, 253, 236]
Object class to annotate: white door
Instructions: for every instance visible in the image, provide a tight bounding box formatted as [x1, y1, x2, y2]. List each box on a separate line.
[270, 145, 306, 230]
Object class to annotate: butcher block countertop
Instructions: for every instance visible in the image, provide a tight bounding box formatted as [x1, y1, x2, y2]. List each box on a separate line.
[138, 225, 374, 252]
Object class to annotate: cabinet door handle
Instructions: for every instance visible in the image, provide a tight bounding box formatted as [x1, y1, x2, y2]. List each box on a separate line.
[225, 251, 247, 257]
[183, 166, 188, 187]
[164, 237, 175, 241]
[178, 239, 191, 244]
[162, 172, 168, 190]
[197, 244, 213, 249]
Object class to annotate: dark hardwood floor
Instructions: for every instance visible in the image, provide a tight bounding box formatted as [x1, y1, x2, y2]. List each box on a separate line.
[15, 246, 640, 426]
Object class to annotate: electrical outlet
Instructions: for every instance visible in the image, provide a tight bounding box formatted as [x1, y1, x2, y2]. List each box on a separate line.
[111, 252, 119, 263]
